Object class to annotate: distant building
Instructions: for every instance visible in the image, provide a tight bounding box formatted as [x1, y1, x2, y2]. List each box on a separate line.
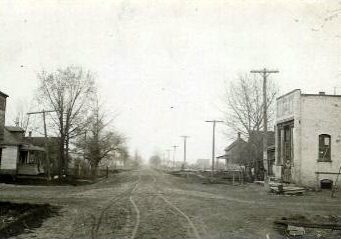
[195, 158, 211, 171]
[222, 132, 247, 170]
[274, 89, 341, 188]
[106, 151, 126, 169]
[218, 131, 275, 181]
[247, 130, 275, 179]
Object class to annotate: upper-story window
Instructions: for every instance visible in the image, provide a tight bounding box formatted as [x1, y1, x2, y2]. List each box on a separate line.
[318, 134, 331, 162]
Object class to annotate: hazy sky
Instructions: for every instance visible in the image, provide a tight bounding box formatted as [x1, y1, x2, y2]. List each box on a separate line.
[1, 0, 340, 163]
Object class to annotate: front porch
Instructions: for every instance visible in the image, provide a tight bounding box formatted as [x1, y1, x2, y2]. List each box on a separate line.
[18, 145, 46, 175]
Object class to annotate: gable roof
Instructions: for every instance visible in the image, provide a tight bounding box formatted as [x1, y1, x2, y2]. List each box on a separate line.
[0, 91, 9, 98]
[248, 130, 275, 147]
[224, 138, 247, 152]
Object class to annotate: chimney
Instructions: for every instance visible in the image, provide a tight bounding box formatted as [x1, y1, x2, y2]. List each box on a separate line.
[0, 91, 8, 141]
[319, 91, 326, 95]
[26, 131, 32, 144]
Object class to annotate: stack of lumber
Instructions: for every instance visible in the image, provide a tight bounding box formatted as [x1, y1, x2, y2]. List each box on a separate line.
[270, 183, 305, 195]
[275, 219, 341, 230]
[287, 225, 305, 236]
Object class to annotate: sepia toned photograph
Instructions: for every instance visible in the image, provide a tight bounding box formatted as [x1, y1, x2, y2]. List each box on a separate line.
[0, 0, 341, 238]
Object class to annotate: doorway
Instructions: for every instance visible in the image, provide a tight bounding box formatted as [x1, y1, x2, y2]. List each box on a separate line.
[278, 121, 294, 183]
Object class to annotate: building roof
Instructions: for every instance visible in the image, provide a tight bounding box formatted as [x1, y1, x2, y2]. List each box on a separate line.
[0, 129, 49, 152]
[248, 130, 275, 147]
[0, 91, 9, 98]
[276, 89, 300, 100]
[21, 144, 45, 152]
[224, 138, 247, 152]
[277, 89, 341, 100]
[25, 137, 60, 147]
[0, 127, 51, 151]
[301, 93, 341, 97]
[0, 127, 23, 145]
[5, 126, 25, 132]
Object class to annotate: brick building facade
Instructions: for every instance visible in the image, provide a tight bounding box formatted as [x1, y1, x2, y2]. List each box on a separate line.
[275, 89, 341, 188]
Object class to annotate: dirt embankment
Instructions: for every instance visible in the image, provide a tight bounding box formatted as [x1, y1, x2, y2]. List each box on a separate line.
[0, 201, 58, 239]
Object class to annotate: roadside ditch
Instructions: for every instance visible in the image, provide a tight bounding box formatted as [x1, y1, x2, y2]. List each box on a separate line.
[0, 201, 58, 239]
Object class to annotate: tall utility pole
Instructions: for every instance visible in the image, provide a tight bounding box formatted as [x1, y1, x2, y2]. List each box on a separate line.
[206, 120, 223, 177]
[166, 149, 172, 168]
[162, 152, 166, 168]
[334, 86, 341, 95]
[172, 145, 179, 169]
[180, 136, 189, 170]
[250, 68, 279, 180]
[27, 109, 56, 180]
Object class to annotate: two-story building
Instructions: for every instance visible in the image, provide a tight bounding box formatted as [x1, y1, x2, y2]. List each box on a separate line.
[0, 91, 46, 177]
[274, 89, 341, 188]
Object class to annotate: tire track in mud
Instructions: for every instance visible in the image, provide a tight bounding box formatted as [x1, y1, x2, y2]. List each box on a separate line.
[127, 172, 192, 239]
[89, 174, 141, 239]
[151, 174, 202, 239]
[93, 170, 202, 239]
[157, 193, 201, 239]
[129, 175, 141, 239]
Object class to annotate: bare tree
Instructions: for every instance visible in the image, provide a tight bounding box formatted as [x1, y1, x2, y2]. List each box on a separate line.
[37, 66, 96, 177]
[77, 98, 126, 177]
[116, 145, 130, 167]
[132, 150, 143, 168]
[223, 74, 278, 180]
[6, 97, 33, 131]
[223, 74, 277, 139]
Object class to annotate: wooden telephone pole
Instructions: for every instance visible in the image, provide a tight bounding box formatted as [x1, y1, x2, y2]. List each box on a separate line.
[172, 145, 179, 169]
[27, 109, 56, 180]
[166, 149, 172, 168]
[250, 68, 279, 180]
[180, 136, 189, 170]
[205, 120, 223, 178]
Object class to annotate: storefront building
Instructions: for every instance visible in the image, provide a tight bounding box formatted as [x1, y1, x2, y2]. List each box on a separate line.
[274, 89, 341, 188]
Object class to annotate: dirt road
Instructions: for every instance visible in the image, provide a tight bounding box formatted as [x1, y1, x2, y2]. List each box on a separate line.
[1, 168, 341, 239]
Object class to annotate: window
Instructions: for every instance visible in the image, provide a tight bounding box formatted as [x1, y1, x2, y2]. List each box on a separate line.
[320, 179, 333, 189]
[318, 134, 331, 162]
